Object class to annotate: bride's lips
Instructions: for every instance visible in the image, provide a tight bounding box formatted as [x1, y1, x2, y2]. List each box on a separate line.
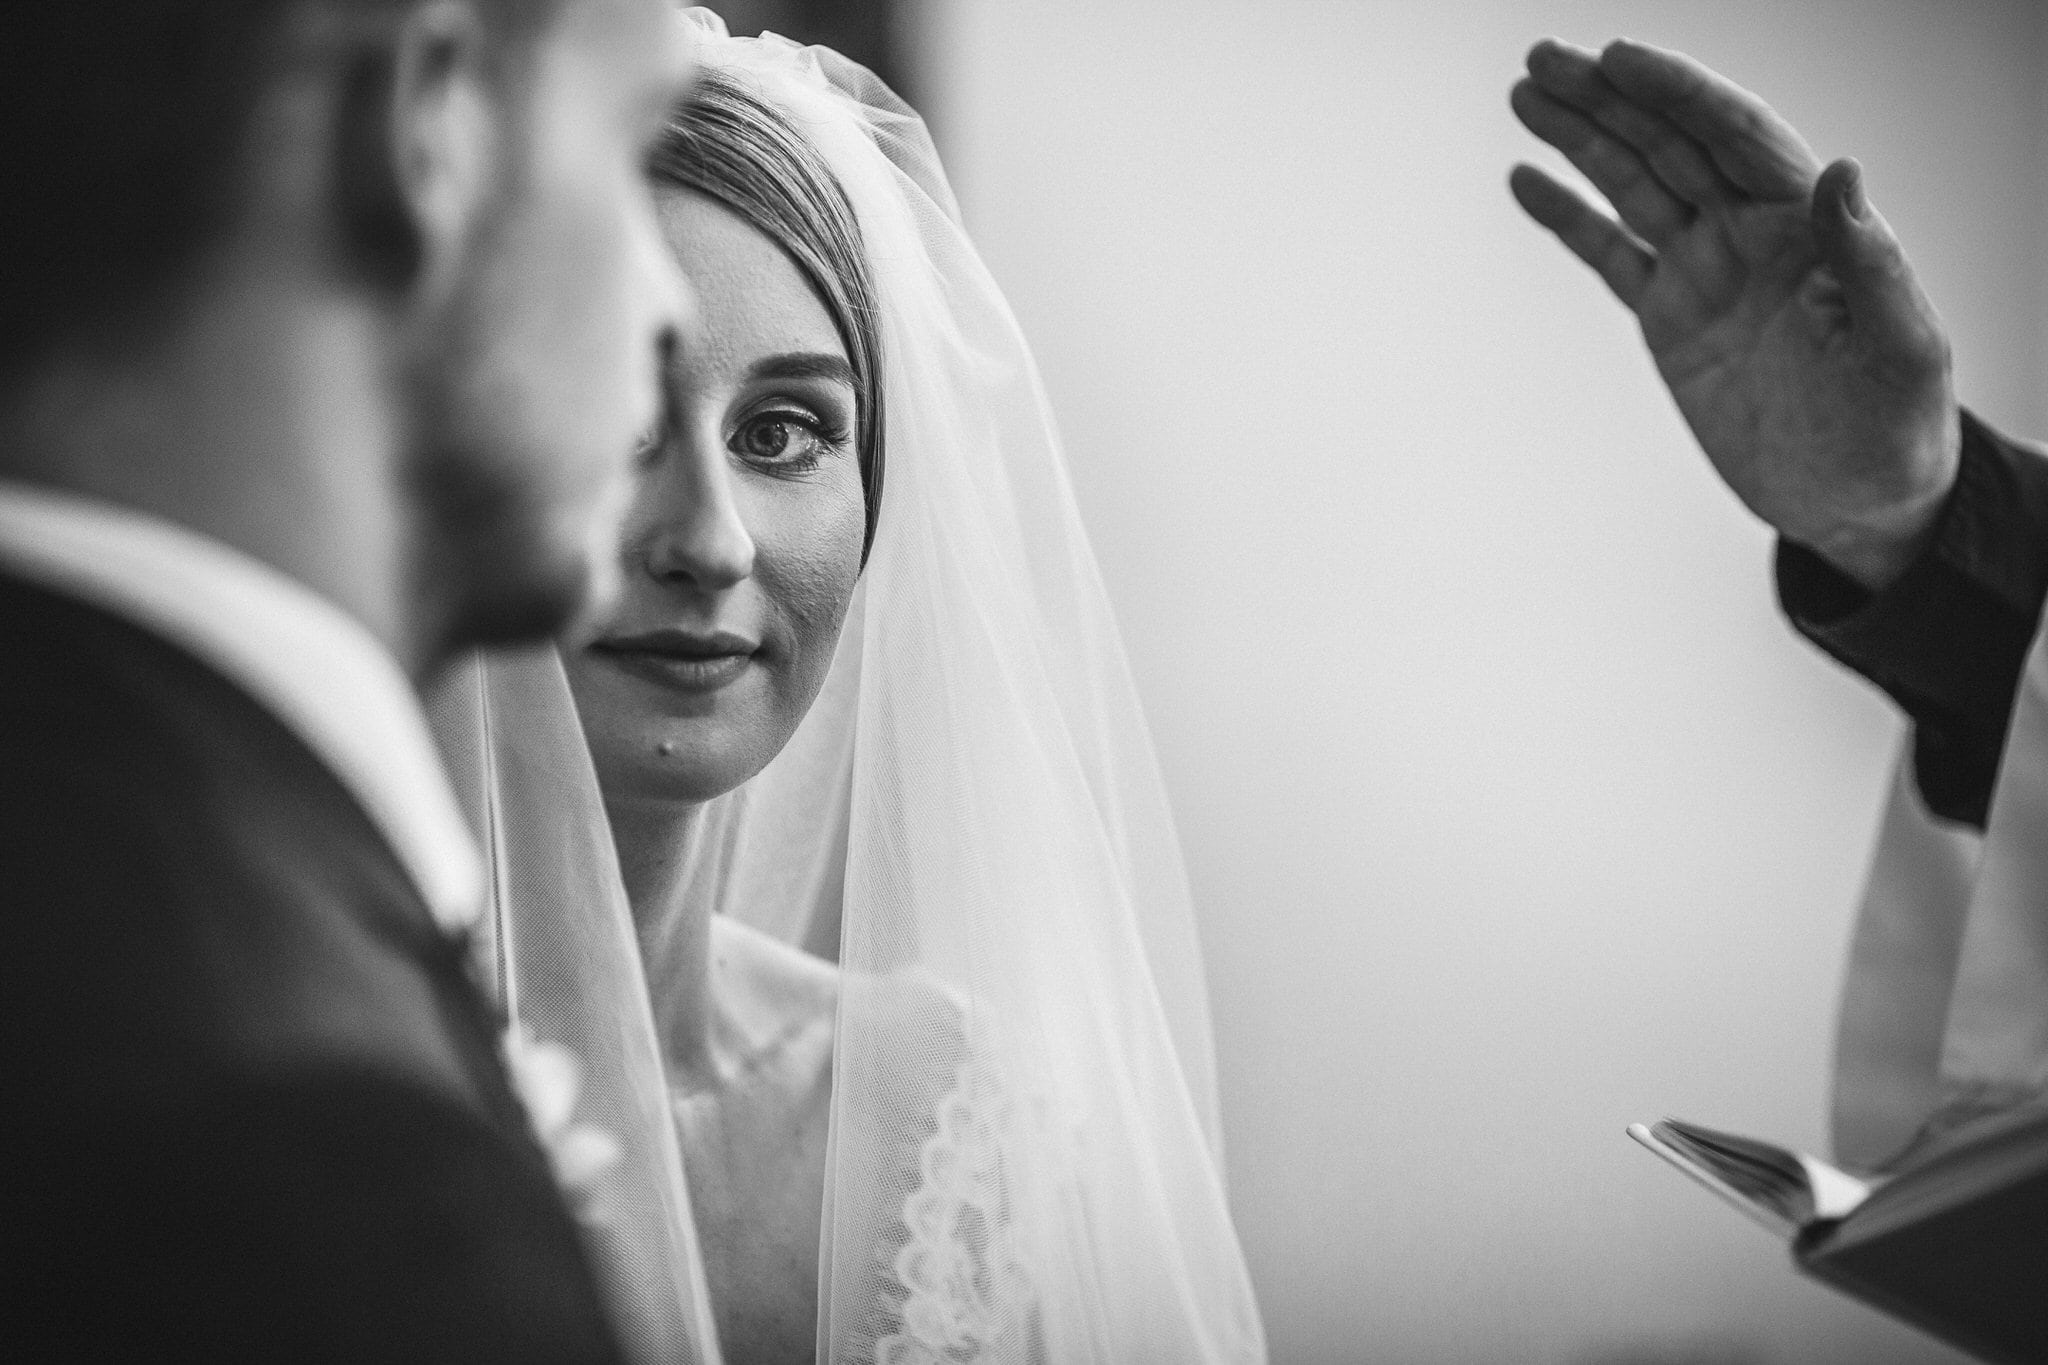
[589, 627, 760, 692]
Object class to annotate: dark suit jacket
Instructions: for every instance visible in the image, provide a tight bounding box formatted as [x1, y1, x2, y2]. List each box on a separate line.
[0, 571, 624, 1363]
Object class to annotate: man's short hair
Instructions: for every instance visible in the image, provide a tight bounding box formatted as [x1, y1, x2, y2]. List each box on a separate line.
[0, 0, 558, 378]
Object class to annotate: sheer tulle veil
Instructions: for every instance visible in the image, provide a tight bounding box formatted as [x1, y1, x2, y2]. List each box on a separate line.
[430, 11, 1266, 1362]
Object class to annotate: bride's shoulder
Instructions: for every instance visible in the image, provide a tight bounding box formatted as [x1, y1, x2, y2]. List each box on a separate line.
[707, 916, 966, 1100]
[712, 914, 965, 1033]
[707, 915, 838, 1083]
[710, 913, 839, 1022]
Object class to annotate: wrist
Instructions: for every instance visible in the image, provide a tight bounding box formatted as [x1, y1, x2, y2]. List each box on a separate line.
[1800, 410, 1964, 593]
[1806, 490, 1948, 593]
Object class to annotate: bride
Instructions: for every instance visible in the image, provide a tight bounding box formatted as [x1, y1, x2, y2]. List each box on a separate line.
[431, 13, 1265, 1363]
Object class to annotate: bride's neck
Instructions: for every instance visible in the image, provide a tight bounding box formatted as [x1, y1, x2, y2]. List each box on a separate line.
[606, 794, 720, 1084]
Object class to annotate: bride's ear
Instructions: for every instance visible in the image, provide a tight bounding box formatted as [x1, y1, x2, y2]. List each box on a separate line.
[332, 0, 502, 299]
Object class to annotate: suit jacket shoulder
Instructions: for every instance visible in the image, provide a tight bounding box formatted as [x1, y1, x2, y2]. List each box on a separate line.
[0, 572, 623, 1363]
[0, 571, 493, 1108]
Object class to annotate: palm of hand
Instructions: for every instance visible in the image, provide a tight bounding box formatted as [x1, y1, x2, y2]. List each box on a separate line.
[1646, 208, 1875, 540]
[1642, 199, 1924, 548]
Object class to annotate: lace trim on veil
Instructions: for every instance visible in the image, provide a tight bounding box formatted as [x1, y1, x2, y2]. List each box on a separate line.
[874, 1059, 1038, 1364]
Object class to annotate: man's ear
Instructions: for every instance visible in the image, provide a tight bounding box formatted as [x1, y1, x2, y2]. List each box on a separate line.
[333, 0, 500, 299]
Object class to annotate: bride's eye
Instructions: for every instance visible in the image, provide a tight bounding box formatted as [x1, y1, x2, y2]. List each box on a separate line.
[732, 409, 841, 473]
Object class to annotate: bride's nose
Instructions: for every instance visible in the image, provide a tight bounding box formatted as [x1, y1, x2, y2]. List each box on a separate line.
[636, 424, 756, 590]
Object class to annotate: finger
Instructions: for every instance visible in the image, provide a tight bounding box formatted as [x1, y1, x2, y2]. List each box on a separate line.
[1509, 162, 1655, 309]
[1810, 158, 1947, 364]
[1598, 39, 1822, 199]
[1524, 38, 1739, 209]
[1511, 80, 1690, 248]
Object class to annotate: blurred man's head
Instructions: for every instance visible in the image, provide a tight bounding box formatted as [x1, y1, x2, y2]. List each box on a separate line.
[0, 0, 696, 669]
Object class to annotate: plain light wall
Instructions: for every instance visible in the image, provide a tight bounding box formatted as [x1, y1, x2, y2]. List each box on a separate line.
[908, 1, 2047, 1362]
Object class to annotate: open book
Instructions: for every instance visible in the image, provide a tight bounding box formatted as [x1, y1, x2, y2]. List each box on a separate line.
[1629, 1108, 2048, 1364]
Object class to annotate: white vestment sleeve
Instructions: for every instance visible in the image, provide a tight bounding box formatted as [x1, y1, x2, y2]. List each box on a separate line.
[1833, 618, 2048, 1170]
[1937, 625, 2048, 1104]
[1831, 744, 1982, 1169]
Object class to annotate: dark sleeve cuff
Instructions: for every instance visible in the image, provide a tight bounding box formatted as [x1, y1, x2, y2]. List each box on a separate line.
[1776, 411, 2048, 827]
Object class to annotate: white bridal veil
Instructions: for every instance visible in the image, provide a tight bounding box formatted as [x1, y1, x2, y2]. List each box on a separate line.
[432, 11, 1266, 1362]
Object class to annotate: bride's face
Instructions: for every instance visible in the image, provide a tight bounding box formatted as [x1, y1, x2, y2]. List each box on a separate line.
[564, 188, 868, 806]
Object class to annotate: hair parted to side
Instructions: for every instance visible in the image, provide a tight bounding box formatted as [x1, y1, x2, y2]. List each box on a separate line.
[0, 0, 562, 379]
[650, 67, 887, 561]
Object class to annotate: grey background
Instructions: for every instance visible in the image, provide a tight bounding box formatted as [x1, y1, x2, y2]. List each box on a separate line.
[736, 2, 2046, 1360]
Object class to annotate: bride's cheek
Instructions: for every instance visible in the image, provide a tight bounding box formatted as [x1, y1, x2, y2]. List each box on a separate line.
[771, 492, 865, 679]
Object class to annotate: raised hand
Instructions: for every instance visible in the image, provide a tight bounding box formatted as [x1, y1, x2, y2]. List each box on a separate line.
[1510, 38, 1959, 590]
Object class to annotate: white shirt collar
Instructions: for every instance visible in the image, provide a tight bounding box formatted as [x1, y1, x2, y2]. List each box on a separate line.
[0, 480, 482, 933]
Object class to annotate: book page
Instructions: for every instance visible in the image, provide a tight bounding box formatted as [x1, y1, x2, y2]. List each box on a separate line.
[1795, 1153, 1876, 1222]
[1631, 1119, 1878, 1234]
[1628, 1123, 1797, 1239]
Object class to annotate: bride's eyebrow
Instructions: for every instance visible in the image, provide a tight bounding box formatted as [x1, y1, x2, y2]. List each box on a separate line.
[750, 353, 855, 388]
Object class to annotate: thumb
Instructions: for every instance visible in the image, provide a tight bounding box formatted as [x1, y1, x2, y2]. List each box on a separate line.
[1811, 157, 1943, 359]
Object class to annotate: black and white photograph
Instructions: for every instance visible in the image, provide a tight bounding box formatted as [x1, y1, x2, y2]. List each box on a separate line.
[3, 2, 2042, 1362]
